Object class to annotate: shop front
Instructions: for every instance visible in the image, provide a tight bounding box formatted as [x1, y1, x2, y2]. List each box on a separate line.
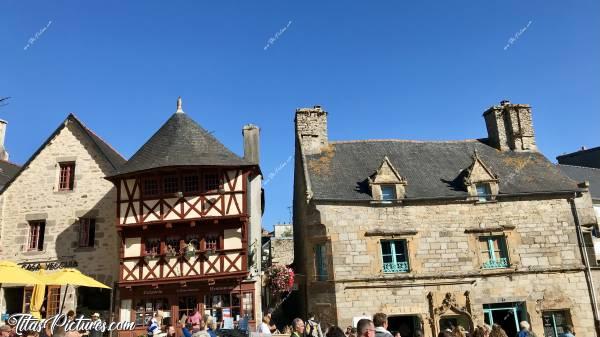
[117, 279, 256, 337]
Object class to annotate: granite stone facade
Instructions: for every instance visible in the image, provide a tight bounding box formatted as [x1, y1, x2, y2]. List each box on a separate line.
[0, 116, 123, 315]
[293, 103, 600, 337]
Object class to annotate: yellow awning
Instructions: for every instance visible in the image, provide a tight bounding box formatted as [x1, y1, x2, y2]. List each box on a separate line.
[0, 261, 44, 285]
[45, 268, 111, 289]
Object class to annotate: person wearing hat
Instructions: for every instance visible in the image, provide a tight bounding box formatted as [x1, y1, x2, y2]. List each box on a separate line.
[88, 314, 102, 337]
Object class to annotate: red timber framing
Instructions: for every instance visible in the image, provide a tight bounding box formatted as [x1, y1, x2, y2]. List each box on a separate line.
[116, 168, 249, 227]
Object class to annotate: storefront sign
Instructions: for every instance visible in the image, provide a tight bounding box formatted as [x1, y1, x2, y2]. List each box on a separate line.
[143, 290, 163, 295]
[210, 286, 234, 292]
[176, 288, 200, 293]
[20, 260, 78, 271]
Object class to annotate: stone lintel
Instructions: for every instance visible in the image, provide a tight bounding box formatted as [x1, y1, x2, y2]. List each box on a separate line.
[365, 229, 418, 237]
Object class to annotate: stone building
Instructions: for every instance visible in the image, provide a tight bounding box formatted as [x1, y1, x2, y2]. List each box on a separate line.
[293, 101, 600, 337]
[0, 114, 125, 319]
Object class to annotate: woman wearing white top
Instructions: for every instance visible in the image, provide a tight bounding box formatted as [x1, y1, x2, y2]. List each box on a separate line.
[257, 316, 272, 335]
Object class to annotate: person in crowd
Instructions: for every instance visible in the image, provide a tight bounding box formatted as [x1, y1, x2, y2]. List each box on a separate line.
[451, 326, 466, 337]
[148, 311, 166, 337]
[291, 319, 305, 337]
[206, 319, 217, 337]
[0, 325, 12, 337]
[306, 313, 323, 337]
[516, 321, 536, 337]
[182, 321, 201, 337]
[188, 311, 202, 326]
[357, 319, 375, 337]
[24, 331, 39, 337]
[325, 326, 346, 337]
[191, 317, 209, 337]
[392, 332, 401, 337]
[346, 327, 352, 337]
[88, 313, 102, 337]
[65, 311, 82, 337]
[258, 316, 273, 335]
[350, 327, 357, 337]
[558, 325, 575, 337]
[266, 312, 278, 334]
[283, 326, 292, 335]
[472, 325, 490, 337]
[489, 324, 508, 337]
[372, 313, 393, 337]
[166, 326, 176, 337]
[437, 332, 453, 337]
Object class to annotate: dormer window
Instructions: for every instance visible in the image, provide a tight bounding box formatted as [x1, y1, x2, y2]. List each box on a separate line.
[463, 151, 499, 203]
[476, 183, 492, 202]
[381, 185, 397, 201]
[368, 156, 407, 203]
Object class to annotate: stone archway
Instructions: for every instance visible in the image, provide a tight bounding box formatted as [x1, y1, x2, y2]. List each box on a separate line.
[427, 291, 475, 336]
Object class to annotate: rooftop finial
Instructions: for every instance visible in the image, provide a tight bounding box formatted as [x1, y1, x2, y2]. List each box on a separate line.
[176, 96, 184, 113]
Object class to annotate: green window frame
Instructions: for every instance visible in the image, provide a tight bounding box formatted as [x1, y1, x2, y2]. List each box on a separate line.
[542, 311, 571, 337]
[479, 235, 509, 269]
[314, 243, 328, 281]
[381, 240, 409, 273]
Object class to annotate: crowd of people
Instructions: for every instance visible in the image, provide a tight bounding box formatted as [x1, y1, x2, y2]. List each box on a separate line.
[273, 313, 577, 337]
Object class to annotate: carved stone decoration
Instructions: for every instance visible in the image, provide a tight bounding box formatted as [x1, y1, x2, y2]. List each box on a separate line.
[428, 291, 475, 336]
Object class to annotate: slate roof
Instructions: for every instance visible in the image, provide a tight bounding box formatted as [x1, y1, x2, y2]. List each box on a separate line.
[111, 112, 253, 177]
[557, 164, 600, 200]
[557, 146, 600, 169]
[0, 160, 21, 189]
[0, 114, 125, 193]
[304, 139, 580, 201]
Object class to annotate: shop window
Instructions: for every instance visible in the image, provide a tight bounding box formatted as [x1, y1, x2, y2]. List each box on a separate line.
[23, 287, 33, 313]
[143, 178, 159, 197]
[58, 162, 75, 191]
[145, 238, 161, 255]
[134, 298, 169, 326]
[28, 221, 45, 251]
[543, 311, 572, 337]
[479, 236, 509, 269]
[205, 293, 236, 323]
[242, 292, 254, 320]
[476, 183, 492, 202]
[163, 174, 179, 194]
[178, 296, 198, 321]
[183, 174, 199, 193]
[381, 240, 409, 273]
[314, 243, 328, 281]
[204, 173, 220, 192]
[381, 185, 397, 201]
[78, 218, 96, 248]
[46, 286, 61, 316]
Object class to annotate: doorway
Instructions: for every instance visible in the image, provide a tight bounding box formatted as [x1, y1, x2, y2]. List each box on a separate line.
[387, 315, 420, 337]
[3, 287, 24, 315]
[483, 302, 527, 337]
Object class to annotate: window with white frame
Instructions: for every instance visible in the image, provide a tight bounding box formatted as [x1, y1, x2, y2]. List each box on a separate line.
[381, 240, 409, 273]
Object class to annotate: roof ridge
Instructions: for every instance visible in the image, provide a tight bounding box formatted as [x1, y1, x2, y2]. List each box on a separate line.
[557, 163, 600, 172]
[557, 146, 600, 157]
[330, 139, 483, 144]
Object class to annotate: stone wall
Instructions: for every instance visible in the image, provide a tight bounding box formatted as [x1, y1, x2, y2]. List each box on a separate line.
[271, 238, 294, 266]
[297, 193, 599, 336]
[0, 121, 120, 312]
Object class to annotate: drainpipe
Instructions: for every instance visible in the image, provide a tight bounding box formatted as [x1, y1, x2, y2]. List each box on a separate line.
[569, 195, 600, 334]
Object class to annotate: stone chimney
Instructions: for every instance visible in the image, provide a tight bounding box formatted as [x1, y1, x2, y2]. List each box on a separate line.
[483, 100, 537, 152]
[295, 105, 328, 155]
[242, 124, 260, 164]
[0, 119, 8, 161]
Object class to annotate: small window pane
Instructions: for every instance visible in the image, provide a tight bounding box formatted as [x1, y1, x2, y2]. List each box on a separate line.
[183, 174, 199, 193]
[59, 162, 75, 190]
[476, 183, 491, 202]
[164, 175, 179, 194]
[204, 173, 220, 191]
[143, 179, 159, 196]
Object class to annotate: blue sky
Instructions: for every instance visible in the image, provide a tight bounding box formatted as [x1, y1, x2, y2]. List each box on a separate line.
[1, 0, 599, 229]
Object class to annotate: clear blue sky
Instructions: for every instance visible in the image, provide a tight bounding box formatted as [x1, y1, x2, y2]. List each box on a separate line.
[2, 0, 599, 229]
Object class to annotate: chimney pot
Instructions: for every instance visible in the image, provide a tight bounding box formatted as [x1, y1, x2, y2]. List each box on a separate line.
[0, 119, 8, 161]
[242, 124, 260, 164]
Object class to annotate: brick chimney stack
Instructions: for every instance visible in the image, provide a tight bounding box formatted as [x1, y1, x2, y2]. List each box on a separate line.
[295, 105, 328, 155]
[483, 100, 537, 152]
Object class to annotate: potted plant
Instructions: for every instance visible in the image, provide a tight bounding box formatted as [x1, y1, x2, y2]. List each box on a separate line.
[184, 241, 197, 259]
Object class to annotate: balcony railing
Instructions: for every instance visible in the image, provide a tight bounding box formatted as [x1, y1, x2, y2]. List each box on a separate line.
[482, 257, 509, 269]
[383, 261, 409, 273]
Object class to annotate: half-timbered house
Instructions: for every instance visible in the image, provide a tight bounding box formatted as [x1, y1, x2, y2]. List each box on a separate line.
[106, 98, 263, 333]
